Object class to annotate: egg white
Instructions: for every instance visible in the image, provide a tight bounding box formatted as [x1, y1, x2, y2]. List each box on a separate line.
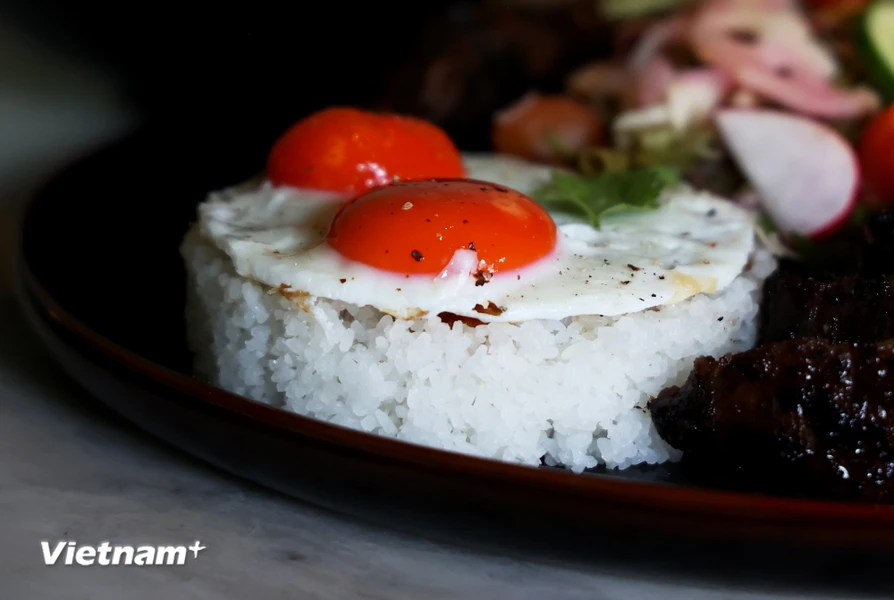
[197, 154, 756, 322]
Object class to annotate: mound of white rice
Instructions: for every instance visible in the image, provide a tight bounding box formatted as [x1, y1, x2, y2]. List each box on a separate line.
[181, 227, 776, 472]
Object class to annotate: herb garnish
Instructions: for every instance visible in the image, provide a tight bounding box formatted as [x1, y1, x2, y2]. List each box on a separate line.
[532, 167, 680, 228]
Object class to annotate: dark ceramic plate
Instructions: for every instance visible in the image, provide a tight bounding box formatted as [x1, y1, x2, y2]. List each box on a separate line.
[17, 129, 894, 558]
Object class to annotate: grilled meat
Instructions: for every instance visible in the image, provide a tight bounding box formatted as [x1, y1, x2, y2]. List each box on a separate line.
[649, 338, 894, 503]
[759, 210, 894, 345]
[758, 266, 894, 344]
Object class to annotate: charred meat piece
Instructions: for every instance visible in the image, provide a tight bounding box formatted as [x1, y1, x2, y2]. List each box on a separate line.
[759, 210, 894, 345]
[649, 339, 894, 503]
[758, 265, 894, 344]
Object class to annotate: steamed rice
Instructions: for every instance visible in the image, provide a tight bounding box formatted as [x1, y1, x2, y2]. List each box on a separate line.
[181, 226, 776, 472]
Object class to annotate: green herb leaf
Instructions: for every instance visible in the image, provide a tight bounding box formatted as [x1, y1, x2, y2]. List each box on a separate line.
[578, 147, 631, 175]
[532, 167, 680, 228]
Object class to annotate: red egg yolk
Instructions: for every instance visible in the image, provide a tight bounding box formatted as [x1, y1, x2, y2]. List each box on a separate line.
[267, 107, 466, 195]
[327, 179, 558, 275]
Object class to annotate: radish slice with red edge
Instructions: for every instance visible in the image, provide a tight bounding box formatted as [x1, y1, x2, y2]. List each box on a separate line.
[715, 109, 859, 240]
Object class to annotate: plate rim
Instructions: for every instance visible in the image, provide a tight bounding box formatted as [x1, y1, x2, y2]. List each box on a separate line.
[17, 133, 894, 543]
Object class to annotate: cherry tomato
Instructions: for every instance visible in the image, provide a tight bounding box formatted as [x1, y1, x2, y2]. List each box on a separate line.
[491, 94, 604, 164]
[267, 107, 465, 195]
[859, 103, 894, 205]
[327, 179, 557, 275]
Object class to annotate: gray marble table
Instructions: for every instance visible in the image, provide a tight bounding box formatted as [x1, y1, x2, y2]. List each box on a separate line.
[1, 17, 893, 600]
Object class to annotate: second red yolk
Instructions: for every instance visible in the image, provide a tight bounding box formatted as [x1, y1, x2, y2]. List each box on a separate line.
[267, 107, 466, 195]
[327, 179, 557, 275]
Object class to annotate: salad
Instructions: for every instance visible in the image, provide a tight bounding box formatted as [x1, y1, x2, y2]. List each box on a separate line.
[485, 0, 894, 248]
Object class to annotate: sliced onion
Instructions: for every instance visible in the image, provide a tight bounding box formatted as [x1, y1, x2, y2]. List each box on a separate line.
[613, 105, 673, 149]
[635, 55, 678, 107]
[666, 69, 733, 129]
[689, 0, 878, 119]
[735, 66, 880, 118]
[729, 87, 761, 108]
[628, 16, 690, 73]
[690, 0, 837, 83]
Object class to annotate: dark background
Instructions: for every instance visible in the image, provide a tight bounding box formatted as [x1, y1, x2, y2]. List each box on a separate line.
[0, 0, 463, 179]
[0, 0, 614, 184]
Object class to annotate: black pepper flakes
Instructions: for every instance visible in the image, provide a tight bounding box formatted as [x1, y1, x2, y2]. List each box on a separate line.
[411, 250, 424, 262]
[707, 209, 717, 217]
[474, 270, 493, 286]
[473, 302, 504, 316]
[718, 317, 724, 322]
[468, 242, 476, 251]
[621, 281, 631, 285]
[627, 264, 641, 271]
[462, 220, 469, 224]
[651, 293, 656, 297]
[658, 275, 665, 280]
[494, 186, 509, 193]
[339, 278, 346, 284]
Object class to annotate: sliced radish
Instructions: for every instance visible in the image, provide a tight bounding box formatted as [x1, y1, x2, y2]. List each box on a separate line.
[715, 109, 859, 240]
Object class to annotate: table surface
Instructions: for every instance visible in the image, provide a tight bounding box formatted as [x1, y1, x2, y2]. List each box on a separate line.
[2, 17, 894, 600]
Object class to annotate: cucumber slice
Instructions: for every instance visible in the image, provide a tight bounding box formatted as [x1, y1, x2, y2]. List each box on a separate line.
[860, 0, 894, 102]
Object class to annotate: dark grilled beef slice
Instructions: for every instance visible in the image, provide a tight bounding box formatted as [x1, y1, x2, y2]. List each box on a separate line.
[861, 210, 894, 275]
[758, 268, 894, 345]
[759, 211, 894, 345]
[650, 339, 894, 502]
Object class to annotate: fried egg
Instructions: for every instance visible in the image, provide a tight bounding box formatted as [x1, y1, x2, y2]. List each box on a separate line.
[197, 155, 755, 322]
